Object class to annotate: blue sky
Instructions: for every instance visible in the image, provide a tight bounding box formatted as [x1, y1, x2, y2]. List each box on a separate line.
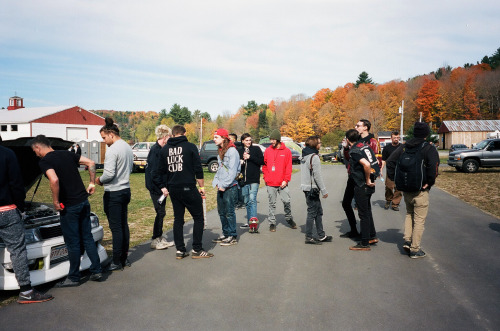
[1, 0, 499, 119]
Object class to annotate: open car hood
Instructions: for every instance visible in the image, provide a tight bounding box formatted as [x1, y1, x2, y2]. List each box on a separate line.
[0, 137, 73, 191]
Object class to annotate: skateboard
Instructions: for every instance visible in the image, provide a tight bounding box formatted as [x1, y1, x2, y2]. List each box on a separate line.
[249, 217, 259, 233]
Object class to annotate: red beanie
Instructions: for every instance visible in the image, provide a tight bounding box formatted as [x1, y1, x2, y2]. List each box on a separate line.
[215, 128, 229, 138]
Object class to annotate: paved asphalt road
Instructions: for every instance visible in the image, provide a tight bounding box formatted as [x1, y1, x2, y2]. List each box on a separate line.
[2, 164, 500, 331]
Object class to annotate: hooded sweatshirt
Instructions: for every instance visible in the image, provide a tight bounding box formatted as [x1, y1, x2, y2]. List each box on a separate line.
[154, 135, 203, 189]
[385, 137, 440, 188]
[262, 142, 292, 186]
[300, 146, 328, 196]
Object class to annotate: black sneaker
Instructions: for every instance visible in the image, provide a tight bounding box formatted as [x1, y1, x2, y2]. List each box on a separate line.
[107, 262, 123, 272]
[55, 278, 80, 288]
[384, 201, 390, 210]
[212, 235, 226, 243]
[318, 235, 333, 242]
[123, 259, 132, 267]
[191, 249, 214, 259]
[89, 273, 102, 282]
[410, 249, 426, 259]
[220, 236, 238, 246]
[240, 224, 250, 229]
[403, 241, 411, 253]
[176, 251, 190, 259]
[18, 289, 54, 304]
[269, 224, 276, 232]
[287, 219, 297, 229]
[392, 206, 400, 211]
[305, 237, 322, 245]
[339, 231, 359, 238]
[349, 243, 371, 251]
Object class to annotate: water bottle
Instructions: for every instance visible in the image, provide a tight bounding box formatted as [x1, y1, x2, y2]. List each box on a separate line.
[158, 195, 166, 205]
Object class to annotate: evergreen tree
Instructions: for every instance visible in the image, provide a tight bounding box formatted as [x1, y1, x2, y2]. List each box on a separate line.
[169, 103, 192, 125]
[355, 71, 373, 87]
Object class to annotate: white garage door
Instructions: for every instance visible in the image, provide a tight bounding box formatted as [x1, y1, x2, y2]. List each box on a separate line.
[67, 127, 88, 142]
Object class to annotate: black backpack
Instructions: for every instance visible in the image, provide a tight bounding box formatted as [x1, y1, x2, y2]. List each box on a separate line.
[395, 142, 428, 192]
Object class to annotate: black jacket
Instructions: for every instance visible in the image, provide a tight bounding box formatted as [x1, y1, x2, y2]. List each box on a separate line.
[0, 146, 26, 211]
[145, 142, 163, 194]
[238, 144, 264, 185]
[153, 135, 203, 189]
[386, 138, 440, 188]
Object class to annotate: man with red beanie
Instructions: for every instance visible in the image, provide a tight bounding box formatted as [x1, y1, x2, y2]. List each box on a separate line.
[263, 129, 296, 232]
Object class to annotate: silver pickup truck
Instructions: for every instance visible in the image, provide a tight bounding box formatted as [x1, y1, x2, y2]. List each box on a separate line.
[448, 138, 500, 173]
[131, 142, 155, 172]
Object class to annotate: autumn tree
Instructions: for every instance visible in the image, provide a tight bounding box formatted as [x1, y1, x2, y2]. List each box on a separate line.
[415, 79, 440, 123]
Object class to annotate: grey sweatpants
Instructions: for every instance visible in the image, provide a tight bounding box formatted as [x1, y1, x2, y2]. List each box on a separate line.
[266, 186, 293, 225]
[0, 209, 31, 289]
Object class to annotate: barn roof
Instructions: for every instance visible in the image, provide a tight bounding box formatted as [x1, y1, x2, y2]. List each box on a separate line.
[0, 106, 74, 123]
[438, 120, 500, 133]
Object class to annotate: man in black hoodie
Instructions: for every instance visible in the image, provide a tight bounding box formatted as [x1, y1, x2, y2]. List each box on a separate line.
[386, 122, 439, 259]
[146, 125, 174, 250]
[153, 125, 213, 259]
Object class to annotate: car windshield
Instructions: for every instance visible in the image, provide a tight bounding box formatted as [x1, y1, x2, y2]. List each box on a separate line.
[474, 140, 489, 150]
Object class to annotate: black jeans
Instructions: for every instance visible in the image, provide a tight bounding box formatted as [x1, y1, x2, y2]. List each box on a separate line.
[342, 177, 358, 234]
[304, 192, 325, 239]
[103, 188, 131, 265]
[353, 185, 376, 246]
[149, 191, 166, 240]
[169, 186, 204, 252]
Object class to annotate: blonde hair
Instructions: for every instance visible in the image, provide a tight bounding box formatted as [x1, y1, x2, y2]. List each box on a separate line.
[155, 125, 172, 140]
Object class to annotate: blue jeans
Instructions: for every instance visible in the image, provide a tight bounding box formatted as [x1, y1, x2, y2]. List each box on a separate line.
[217, 185, 237, 237]
[59, 200, 102, 281]
[103, 188, 131, 265]
[242, 183, 259, 222]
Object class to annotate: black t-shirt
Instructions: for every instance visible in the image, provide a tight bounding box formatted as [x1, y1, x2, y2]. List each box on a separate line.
[38, 151, 88, 206]
[382, 143, 401, 161]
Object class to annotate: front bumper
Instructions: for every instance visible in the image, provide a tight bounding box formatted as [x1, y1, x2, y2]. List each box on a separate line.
[447, 159, 463, 167]
[133, 160, 147, 170]
[0, 226, 108, 290]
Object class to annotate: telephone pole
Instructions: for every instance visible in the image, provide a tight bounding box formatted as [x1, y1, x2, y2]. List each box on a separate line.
[399, 100, 404, 141]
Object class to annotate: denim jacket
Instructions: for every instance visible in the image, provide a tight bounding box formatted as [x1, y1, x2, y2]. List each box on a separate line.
[212, 147, 241, 189]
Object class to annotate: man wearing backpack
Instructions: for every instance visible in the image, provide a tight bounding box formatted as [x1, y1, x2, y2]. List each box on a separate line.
[386, 122, 439, 259]
[345, 129, 380, 251]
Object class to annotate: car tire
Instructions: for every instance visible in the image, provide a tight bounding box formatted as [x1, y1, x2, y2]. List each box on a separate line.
[208, 160, 219, 173]
[462, 159, 479, 173]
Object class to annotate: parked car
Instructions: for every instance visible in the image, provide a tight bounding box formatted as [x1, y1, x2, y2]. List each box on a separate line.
[449, 144, 468, 153]
[131, 141, 155, 172]
[0, 137, 108, 290]
[199, 140, 219, 173]
[448, 138, 500, 173]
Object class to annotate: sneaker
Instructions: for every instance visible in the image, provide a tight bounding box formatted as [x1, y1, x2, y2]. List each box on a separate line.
[160, 237, 175, 247]
[240, 224, 250, 229]
[384, 201, 390, 210]
[339, 231, 359, 238]
[220, 236, 238, 246]
[123, 259, 132, 267]
[305, 237, 322, 245]
[212, 235, 227, 243]
[55, 278, 80, 287]
[287, 219, 297, 229]
[151, 237, 169, 250]
[90, 273, 102, 282]
[318, 235, 333, 242]
[18, 289, 54, 304]
[410, 249, 426, 259]
[403, 241, 411, 253]
[349, 243, 371, 251]
[392, 206, 400, 211]
[176, 251, 190, 259]
[107, 262, 123, 272]
[368, 238, 379, 245]
[269, 224, 276, 232]
[191, 249, 214, 259]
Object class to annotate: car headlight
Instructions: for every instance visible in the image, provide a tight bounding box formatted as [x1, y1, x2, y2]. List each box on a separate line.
[24, 228, 42, 244]
[90, 214, 100, 228]
[454, 155, 461, 160]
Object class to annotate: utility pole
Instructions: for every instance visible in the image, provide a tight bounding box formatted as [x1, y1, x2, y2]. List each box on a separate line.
[399, 100, 404, 141]
[199, 117, 203, 149]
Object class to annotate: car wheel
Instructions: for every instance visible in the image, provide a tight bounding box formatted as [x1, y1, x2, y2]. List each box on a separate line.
[208, 160, 219, 173]
[462, 159, 479, 173]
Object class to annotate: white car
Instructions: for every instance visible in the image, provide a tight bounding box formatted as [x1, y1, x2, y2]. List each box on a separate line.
[0, 137, 108, 290]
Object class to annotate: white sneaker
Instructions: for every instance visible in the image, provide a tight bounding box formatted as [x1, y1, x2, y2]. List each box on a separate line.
[151, 237, 170, 250]
[160, 237, 175, 247]
[220, 236, 238, 246]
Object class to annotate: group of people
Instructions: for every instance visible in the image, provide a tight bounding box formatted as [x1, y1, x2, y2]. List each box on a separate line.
[0, 116, 439, 303]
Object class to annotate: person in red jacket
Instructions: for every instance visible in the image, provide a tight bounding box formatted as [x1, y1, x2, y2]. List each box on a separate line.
[340, 119, 380, 238]
[262, 129, 297, 232]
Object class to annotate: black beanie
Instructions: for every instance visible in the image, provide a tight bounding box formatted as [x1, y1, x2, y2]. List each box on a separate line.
[414, 122, 430, 138]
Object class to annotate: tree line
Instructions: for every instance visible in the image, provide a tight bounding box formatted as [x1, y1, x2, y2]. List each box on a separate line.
[92, 47, 500, 147]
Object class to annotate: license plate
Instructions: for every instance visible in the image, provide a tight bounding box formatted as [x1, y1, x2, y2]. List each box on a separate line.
[50, 245, 68, 261]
